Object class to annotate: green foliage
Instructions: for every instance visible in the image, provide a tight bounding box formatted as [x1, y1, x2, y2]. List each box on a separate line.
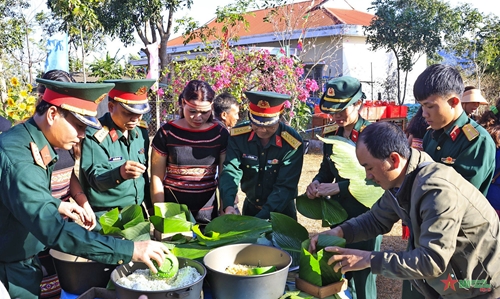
[168, 214, 272, 262]
[270, 212, 309, 268]
[149, 202, 195, 234]
[295, 194, 348, 227]
[300, 235, 345, 286]
[443, 6, 500, 89]
[316, 135, 385, 208]
[96, 0, 193, 73]
[364, 0, 456, 104]
[0, 0, 29, 52]
[89, 51, 143, 81]
[99, 205, 151, 241]
[165, 46, 318, 132]
[192, 214, 272, 247]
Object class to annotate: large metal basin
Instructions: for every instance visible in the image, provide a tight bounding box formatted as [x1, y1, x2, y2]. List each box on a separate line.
[49, 249, 116, 295]
[203, 243, 292, 299]
[111, 258, 206, 299]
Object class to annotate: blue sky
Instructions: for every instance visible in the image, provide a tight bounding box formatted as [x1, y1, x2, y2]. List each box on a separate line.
[28, 0, 500, 61]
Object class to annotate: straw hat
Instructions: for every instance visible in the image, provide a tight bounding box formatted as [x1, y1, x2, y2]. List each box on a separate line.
[462, 89, 488, 105]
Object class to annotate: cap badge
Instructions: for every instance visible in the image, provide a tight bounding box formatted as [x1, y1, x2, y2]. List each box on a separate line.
[327, 87, 335, 97]
[96, 93, 107, 105]
[257, 100, 271, 109]
[135, 86, 147, 95]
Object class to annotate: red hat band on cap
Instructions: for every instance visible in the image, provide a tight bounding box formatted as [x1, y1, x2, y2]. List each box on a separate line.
[108, 89, 149, 104]
[43, 89, 99, 116]
[249, 102, 283, 117]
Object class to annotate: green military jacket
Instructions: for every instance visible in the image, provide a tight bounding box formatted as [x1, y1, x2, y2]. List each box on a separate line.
[219, 121, 304, 219]
[0, 118, 133, 263]
[80, 113, 150, 209]
[313, 117, 371, 219]
[423, 112, 495, 196]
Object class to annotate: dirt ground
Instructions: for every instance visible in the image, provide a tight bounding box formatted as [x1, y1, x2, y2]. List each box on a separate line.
[288, 153, 407, 298]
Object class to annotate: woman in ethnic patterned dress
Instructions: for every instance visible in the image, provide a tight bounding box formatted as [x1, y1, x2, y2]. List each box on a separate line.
[150, 80, 229, 224]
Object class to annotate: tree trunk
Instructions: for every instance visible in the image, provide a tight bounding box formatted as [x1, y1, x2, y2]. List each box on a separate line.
[401, 70, 409, 105]
[81, 26, 86, 83]
[159, 36, 169, 84]
[393, 50, 401, 105]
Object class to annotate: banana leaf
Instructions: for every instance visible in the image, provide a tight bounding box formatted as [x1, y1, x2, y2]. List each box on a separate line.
[300, 235, 346, 286]
[296, 194, 348, 227]
[270, 212, 309, 268]
[171, 242, 213, 262]
[192, 214, 272, 247]
[99, 205, 151, 241]
[153, 202, 196, 222]
[150, 203, 195, 234]
[317, 135, 384, 208]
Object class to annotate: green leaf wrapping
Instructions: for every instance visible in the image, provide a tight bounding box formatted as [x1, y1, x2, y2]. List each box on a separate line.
[299, 235, 346, 286]
[192, 214, 272, 247]
[150, 203, 195, 233]
[153, 202, 196, 222]
[99, 205, 151, 241]
[172, 242, 212, 262]
[296, 194, 348, 227]
[317, 135, 385, 208]
[270, 212, 309, 268]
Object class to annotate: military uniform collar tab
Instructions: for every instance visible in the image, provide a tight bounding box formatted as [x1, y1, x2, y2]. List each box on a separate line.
[445, 112, 468, 134]
[25, 119, 58, 168]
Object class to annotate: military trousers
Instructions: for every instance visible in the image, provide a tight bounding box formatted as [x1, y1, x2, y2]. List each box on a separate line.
[0, 256, 43, 299]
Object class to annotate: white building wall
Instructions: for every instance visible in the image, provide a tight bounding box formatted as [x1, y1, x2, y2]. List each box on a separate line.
[341, 36, 427, 104]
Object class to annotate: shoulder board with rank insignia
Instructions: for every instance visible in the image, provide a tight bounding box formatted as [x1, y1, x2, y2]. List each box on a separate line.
[93, 126, 109, 143]
[281, 131, 301, 149]
[322, 124, 339, 135]
[231, 125, 252, 136]
[360, 125, 367, 132]
[462, 123, 479, 141]
[138, 120, 148, 129]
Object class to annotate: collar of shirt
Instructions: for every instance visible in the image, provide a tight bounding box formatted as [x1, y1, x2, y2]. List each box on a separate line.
[432, 111, 468, 140]
[100, 112, 137, 142]
[248, 123, 283, 148]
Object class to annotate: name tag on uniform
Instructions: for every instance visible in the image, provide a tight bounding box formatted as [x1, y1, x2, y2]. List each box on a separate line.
[267, 159, 279, 165]
[109, 156, 123, 162]
[242, 154, 257, 160]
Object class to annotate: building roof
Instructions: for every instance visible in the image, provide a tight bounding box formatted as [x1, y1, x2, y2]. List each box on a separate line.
[167, 0, 374, 47]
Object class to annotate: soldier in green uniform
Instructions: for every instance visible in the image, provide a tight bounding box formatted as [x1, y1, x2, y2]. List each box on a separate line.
[305, 76, 381, 299]
[402, 64, 496, 299]
[219, 91, 304, 220]
[79, 79, 155, 224]
[415, 64, 495, 196]
[0, 79, 169, 299]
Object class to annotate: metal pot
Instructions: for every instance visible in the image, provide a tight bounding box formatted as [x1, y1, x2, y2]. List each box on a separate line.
[49, 249, 116, 295]
[203, 243, 292, 299]
[111, 258, 206, 299]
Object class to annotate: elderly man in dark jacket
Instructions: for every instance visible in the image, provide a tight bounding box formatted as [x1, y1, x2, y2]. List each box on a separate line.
[310, 121, 500, 299]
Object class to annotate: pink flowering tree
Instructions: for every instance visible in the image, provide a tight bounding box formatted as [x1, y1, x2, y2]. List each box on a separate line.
[165, 46, 318, 132]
